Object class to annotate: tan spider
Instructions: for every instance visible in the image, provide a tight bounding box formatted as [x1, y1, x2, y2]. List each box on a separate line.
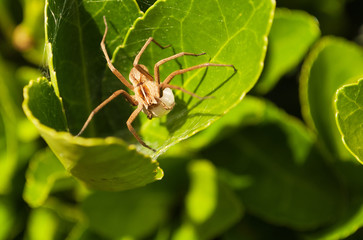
[76, 16, 236, 151]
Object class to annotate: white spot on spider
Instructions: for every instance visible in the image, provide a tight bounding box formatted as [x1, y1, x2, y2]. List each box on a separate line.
[150, 88, 175, 118]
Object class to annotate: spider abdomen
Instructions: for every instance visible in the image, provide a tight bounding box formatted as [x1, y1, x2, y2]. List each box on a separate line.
[148, 88, 175, 118]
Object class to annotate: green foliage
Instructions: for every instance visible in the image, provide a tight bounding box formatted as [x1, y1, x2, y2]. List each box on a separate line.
[335, 78, 363, 163]
[175, 160, 242, 240]
[113, 0, 273, 154]
[0, 197, 15, 240]
[255, 8, 320, 94]
[300, 37, 363, 161]
[23, 78, 163, 191]
[25, 208, 59, 240]
[82, 186, 173, 239]
[1, 0, 363, 239]
[201, 96, 342, 230]
[23, 148, 71, 208]
[23, 0, 274, 190]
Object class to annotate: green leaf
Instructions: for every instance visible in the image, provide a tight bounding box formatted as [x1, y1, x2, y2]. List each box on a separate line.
[25, 199, 85, 239]
[93, 0, 275, 153]
[23, 78, 163, 191]
[66, 224, 103, 240]
[0, 197, 15, 240]
[186, 160, 218, 223]
[23, 148, 71, 208]
[45, 0, 142, 129]
[254, 8, 320, 94]
[201, 97, 343, 230]
[0, 54, 22, 194]
[335, 78, 363, 163]
[0, 104, 18, 195]
[25, 0, 274, 189]
[25, 208, 59, 240]
[300, 37, 363, 161]
[305, 161, 363, 240]
[23, 0, 161, 191]
[306, 199, 363, 240]
[174, 159, 243, 240]
[82, 186, 173, 239]
[169, 95, 279, 154]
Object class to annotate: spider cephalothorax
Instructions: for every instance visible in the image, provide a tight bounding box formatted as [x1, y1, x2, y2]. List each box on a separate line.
[129, 65, 175, 119]
[77, 16, 236, 151]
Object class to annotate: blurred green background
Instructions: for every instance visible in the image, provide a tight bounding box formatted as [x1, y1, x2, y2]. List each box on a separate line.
[1, 0, 363, 239]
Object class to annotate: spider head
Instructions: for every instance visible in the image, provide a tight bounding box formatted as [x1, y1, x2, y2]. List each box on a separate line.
[129, 64, 151, 86]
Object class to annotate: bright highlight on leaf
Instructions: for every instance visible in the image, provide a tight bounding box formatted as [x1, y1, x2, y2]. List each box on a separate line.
[335, 78, 363, 163]
[186, 160, 218, 223]
[178, 159, 242, 240]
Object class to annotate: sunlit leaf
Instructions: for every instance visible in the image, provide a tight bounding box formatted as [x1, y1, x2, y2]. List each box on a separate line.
[335, 78, 363, 163]
[169, 96, 275, 154]
[186, 160, 218, 223]
[255, 8, 320, 94]
[23, 78, 163, 191]
[24, 0, 275, 190]
[23, 0, 160, 191]
[45, 0, 142, 121]
[108, 0, 275, 154]
[25, 208, 59, 240]
[175, 160, 243, 240]
[300, 37, 363, 161]
[23, 148, 71, 208]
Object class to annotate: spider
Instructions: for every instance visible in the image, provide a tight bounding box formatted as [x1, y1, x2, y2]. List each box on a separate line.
[76, 16, 236, 151]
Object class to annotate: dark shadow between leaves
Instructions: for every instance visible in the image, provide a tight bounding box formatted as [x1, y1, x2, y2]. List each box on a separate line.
[200, 122, 344, 230]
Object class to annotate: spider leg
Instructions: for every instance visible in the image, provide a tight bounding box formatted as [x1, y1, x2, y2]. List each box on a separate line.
[76, 89, 137, 137]
[161, 63, 236, 87]
[163, 84, 211, 100]
[154, 52, 206, 85]
[101, 16, 134, 90]
[133, 37, 171, 81]
[133, 37, 171, 66]
[127, 104, 156, 152]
